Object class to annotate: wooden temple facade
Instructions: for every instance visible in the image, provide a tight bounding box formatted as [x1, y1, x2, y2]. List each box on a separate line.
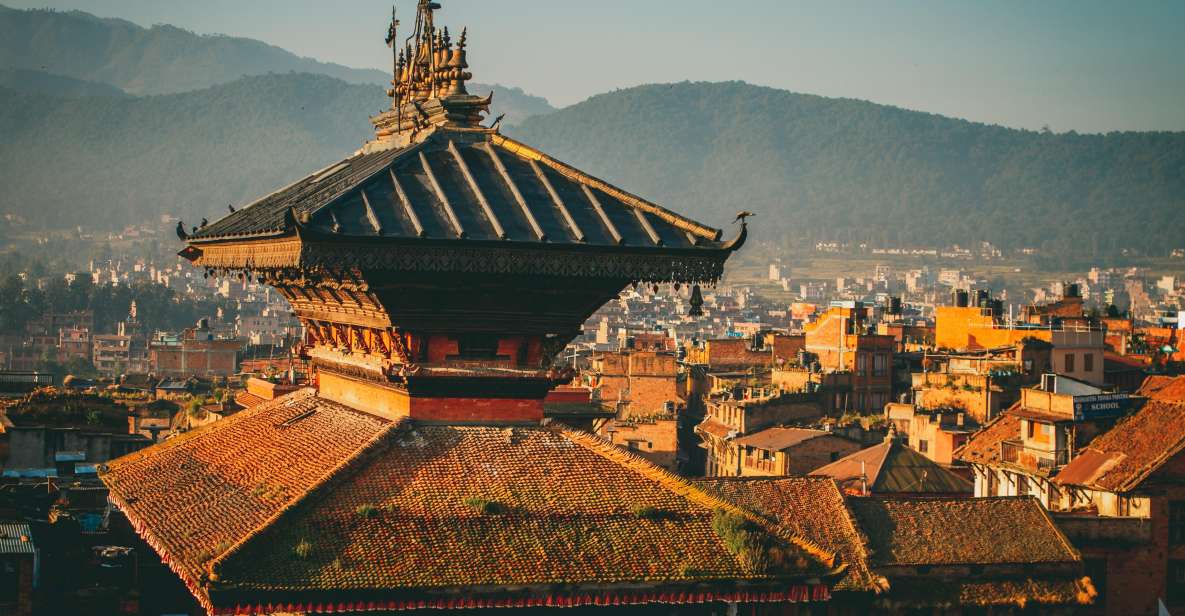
[101, 2, 1094, 615]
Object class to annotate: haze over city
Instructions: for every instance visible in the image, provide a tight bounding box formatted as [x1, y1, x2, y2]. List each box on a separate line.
[7, 0, 1185, 132]
[2, 1, 1185, 615]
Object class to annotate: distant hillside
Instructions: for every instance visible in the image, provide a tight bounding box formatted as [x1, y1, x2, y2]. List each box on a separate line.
[0, 67, 127, 98]
[0, 73, 386, 228]
[0, 4, 555, 124]
[509, 82, 1185, 258]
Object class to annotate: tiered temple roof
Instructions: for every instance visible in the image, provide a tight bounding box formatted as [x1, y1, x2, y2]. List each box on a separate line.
[105, 392, 840, 614]
[103, 2, 1098, 614]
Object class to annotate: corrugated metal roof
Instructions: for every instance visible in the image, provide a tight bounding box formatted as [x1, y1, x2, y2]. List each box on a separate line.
[0, 523, 35, 554]
[189, 132, 727, 252]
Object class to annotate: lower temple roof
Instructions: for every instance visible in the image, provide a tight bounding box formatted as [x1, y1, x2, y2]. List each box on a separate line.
[101, 391, 840, 615]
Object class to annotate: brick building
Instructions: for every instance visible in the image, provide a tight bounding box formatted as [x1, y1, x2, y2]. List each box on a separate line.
[801, 303, 894, 414]
[957, 375, 1185, 614]
[587, 350, 681, 418]
[149, 323, 239, 378]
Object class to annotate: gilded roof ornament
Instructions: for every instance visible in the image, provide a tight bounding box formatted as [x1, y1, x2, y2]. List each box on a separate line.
[371, 0, 485, 146]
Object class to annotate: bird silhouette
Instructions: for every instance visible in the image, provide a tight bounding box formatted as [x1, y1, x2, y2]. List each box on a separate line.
[200, 218, 208, 228]
[175, 221, 188, 240]
[228, 204, 236, 213]
[734, 211, 755, 224]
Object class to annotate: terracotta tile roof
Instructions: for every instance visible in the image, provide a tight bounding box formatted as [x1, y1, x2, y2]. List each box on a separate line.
[732, 427, 833, 451]
[1137, 374, 1185, 401]
[884, 577, 1095, 608]
[953, 412, 1021, 466]
[233, 391, 265, 409]
[105, 393, 842, 614]
[694, 477, 884, 593]
[101, 390, 392, 592]
[811, 440, 972, 495]
[1054, 398, 1185, 492]
[695, 418, 733, 439]
[847, 497, 1080, 567]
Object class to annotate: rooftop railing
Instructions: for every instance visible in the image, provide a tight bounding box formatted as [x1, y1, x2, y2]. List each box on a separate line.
[1000, 439, 1069, 473]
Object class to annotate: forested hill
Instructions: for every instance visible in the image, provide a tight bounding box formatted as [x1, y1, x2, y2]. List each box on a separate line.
[0, 3, 384, 94]
[509, 82, 1185, 258]
[0, 4, 555, 123]
[0, 73, 387, 228]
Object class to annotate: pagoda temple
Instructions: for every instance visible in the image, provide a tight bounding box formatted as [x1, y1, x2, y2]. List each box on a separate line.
[97, 2, 852, 614]
[100, 3, 1097, 615]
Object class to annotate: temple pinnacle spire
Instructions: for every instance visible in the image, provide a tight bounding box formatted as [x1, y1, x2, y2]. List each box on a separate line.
[369, 0, 488, 149]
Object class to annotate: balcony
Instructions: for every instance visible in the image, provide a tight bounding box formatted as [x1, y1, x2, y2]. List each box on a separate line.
[1000, 439, 1069, 473]
[1053, 514, 1153, 546]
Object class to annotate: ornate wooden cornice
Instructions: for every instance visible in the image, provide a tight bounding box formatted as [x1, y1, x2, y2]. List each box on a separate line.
[188, 235, 732, 284]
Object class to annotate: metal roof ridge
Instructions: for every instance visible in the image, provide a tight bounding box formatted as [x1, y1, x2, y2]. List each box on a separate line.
[490, 133, 723, 242]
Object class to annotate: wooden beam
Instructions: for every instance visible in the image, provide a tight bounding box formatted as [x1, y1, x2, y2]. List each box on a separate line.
[685, 231, 700, 246]
[419, 151, 465, 238]
[633, 208, 663, 246]
[388, 169, 425, 237]
[483, 143, 545, 241]
[359, 188, 383, 234]
[530, 159, 585, 242]
[449, 140, 506, 239]
[580, 184, 623, 245]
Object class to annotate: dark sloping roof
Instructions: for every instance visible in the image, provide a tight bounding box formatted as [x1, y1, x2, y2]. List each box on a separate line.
[189, 131, 728, 252]
[811, 440, 972, 495]
[694, 477, 883, 593]
[103, 392, 840, 613]
[847, 497, 1080, 567]
[0, 523, 35, 555]
[1054, 398, 1185, 492]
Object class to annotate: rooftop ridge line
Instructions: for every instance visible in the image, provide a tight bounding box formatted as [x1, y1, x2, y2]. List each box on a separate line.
[491, 134, 723, 241]
[556, 426, 841, 572]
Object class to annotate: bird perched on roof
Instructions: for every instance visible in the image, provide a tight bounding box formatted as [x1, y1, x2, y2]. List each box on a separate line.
[734, 211, 755, 224]
[228, 204, 236, 213]
[200, 218, 208, 228]
[175, 221, 188, 240]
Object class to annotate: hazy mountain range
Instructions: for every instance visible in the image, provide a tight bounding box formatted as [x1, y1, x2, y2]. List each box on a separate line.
[1, 4, 1182, 261]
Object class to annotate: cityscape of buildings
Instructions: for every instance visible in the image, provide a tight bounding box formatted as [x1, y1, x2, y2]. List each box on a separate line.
[2, 2, 1184, 616]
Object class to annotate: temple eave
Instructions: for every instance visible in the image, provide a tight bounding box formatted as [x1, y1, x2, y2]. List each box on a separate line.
[186, 236, 734, 284]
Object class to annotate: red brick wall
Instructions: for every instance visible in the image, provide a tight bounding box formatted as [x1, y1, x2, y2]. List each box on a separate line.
[706, 339, 769, 370]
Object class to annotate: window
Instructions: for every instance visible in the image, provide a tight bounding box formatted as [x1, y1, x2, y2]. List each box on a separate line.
[1083, 352, 1094, 373]
[1064, 353, 1076, 373]
[856, 353, 867, 375]
[1170, 501, 1185, 545]
[918, 439, 929, 453]
[1016, 474, 1030, 496]
[873, 353, 888, 376]
[1169, 560, 1185, 605]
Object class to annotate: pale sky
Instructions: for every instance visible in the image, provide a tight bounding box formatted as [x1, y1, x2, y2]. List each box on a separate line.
[8, 0, 1185, 133]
